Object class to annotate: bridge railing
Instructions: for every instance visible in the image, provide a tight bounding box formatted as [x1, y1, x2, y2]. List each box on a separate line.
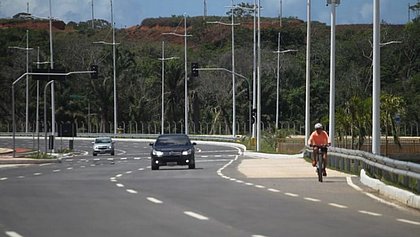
[305, 147, 420, 193]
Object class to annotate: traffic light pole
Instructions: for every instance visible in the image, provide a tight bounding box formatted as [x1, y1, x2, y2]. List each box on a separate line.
[11, 70, 95, 158]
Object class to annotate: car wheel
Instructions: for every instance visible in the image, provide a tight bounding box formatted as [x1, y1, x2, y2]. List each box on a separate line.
[188, 163, 195, 169]
[93, 153, 97, 156]
[151, 164, 159, 170]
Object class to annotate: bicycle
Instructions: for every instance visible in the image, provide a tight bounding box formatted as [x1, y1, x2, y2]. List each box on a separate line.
[311, 145, 328, 182]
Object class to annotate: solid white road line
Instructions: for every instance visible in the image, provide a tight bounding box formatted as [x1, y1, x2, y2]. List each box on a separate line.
[347, 176, 404, 210]
[147, 197, 163, 204]
[358, 210, 382, 217]
[183, 211, 209, 220]
[5, 231, 24, 237]
[328, 203, 348, 209]
[396, 218, 420, 226]
[126, 189, 138, 194]
[346, 177, 363, 191]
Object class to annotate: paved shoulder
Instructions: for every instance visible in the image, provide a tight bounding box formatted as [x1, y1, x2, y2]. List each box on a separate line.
[239, 155, 350, 178]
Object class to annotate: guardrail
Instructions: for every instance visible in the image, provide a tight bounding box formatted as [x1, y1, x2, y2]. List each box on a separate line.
[305, 147, 420, 193]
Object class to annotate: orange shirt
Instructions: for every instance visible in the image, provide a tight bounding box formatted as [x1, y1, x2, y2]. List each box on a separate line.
[308, 130, 330, 146]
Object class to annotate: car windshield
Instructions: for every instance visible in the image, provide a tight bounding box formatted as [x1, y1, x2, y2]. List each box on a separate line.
[155, 136, 190, 146]
[95, 138, 111, 144]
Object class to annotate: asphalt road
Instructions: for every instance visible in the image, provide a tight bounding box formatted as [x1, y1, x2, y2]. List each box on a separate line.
[0, 138, 419, 237]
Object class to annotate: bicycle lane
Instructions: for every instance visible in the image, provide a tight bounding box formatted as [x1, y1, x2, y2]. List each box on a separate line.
[218, 154, 420, 237]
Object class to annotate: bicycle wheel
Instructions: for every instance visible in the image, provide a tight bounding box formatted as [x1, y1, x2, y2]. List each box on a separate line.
[317, 154, 323, 182]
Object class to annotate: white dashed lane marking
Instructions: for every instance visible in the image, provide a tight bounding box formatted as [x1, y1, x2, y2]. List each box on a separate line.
[33, 173, 42, 176]
[304, 197, 321, 202]
[5, 231, 24, 237]
[147, 197, 163, 204]
[358, 210, 382, 217]
[397, 218, 420, 226]
[0, 177, 8, 181]
[184, 211, 209, 221]
[328, 203, 348, 209]
[116, 183, 125, 188]
[126, 189, 138, 194]
[285, 192, 299, 197]
[268, 188, 280, 193]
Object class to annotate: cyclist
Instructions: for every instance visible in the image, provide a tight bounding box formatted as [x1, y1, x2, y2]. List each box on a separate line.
[308, 123, 331, 176]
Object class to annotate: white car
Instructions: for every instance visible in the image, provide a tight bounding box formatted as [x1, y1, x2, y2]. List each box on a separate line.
[92, 137, 115, 156]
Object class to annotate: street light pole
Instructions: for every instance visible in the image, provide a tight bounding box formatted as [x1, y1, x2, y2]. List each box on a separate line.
[49, 0, 55, 152]
[231, 0, 236, 137]
[8, 32, 33, 134]
[109, 0, 118, 135]
[372, 0, 381, 154]
[162, 16, 191, 134]
[328, 0, 340, 146]
[305, 0, 312, 144]
[161, 41, 165, 134]
[207, 1, 239, 137]
[183, 13, 188, 135]
[252, 0, 257, 139]
[276, 32, 281, 130]
[256, 0, 261, 151]
[159, 41, 179, 134]
[25, 30, 29, 133]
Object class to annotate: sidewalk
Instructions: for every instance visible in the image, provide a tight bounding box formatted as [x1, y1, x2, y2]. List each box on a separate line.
[241, 151, 420, 210]
[241, 151, 350, 179]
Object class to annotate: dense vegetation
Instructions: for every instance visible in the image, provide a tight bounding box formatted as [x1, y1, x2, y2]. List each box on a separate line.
[0, 12, 419, 148]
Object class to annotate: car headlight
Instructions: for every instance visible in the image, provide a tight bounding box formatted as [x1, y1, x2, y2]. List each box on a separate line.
[182, 149, 192, 156]
[152, 150, 164, 157]
[108, 145, 112, 149]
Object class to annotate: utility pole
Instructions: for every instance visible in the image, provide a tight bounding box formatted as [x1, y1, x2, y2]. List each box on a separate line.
[305, 0, 311, 144]
[204, 0, 207, 20]
[328, 0, 340, 146]
[256, 0, 261, 151]
[91, 0, 95, 29]
[372, 0, 381, 154]
[49, 0, 55, 152]
[252, 0, 257, 139]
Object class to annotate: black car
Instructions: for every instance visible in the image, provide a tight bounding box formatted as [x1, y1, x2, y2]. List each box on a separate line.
[150, 134, 197, 170]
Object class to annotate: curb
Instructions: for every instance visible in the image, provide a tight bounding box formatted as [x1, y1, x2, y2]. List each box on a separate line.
[244, 151, 303, 159]
[360, 169, 420, 209]
[0, 158, 60, 165]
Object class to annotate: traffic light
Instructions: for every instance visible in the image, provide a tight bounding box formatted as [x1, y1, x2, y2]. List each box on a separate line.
[90, 65, 98, 79]
[191, 63, 199, 77]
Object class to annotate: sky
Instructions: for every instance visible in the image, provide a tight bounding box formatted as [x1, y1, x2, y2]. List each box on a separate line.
[0, 0, 419, 28]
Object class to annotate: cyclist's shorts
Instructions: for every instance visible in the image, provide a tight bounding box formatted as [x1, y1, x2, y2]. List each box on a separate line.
[320, 147, 328, 153]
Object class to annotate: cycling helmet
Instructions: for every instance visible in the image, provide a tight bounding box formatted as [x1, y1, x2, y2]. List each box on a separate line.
[314, 123, 323, 129]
